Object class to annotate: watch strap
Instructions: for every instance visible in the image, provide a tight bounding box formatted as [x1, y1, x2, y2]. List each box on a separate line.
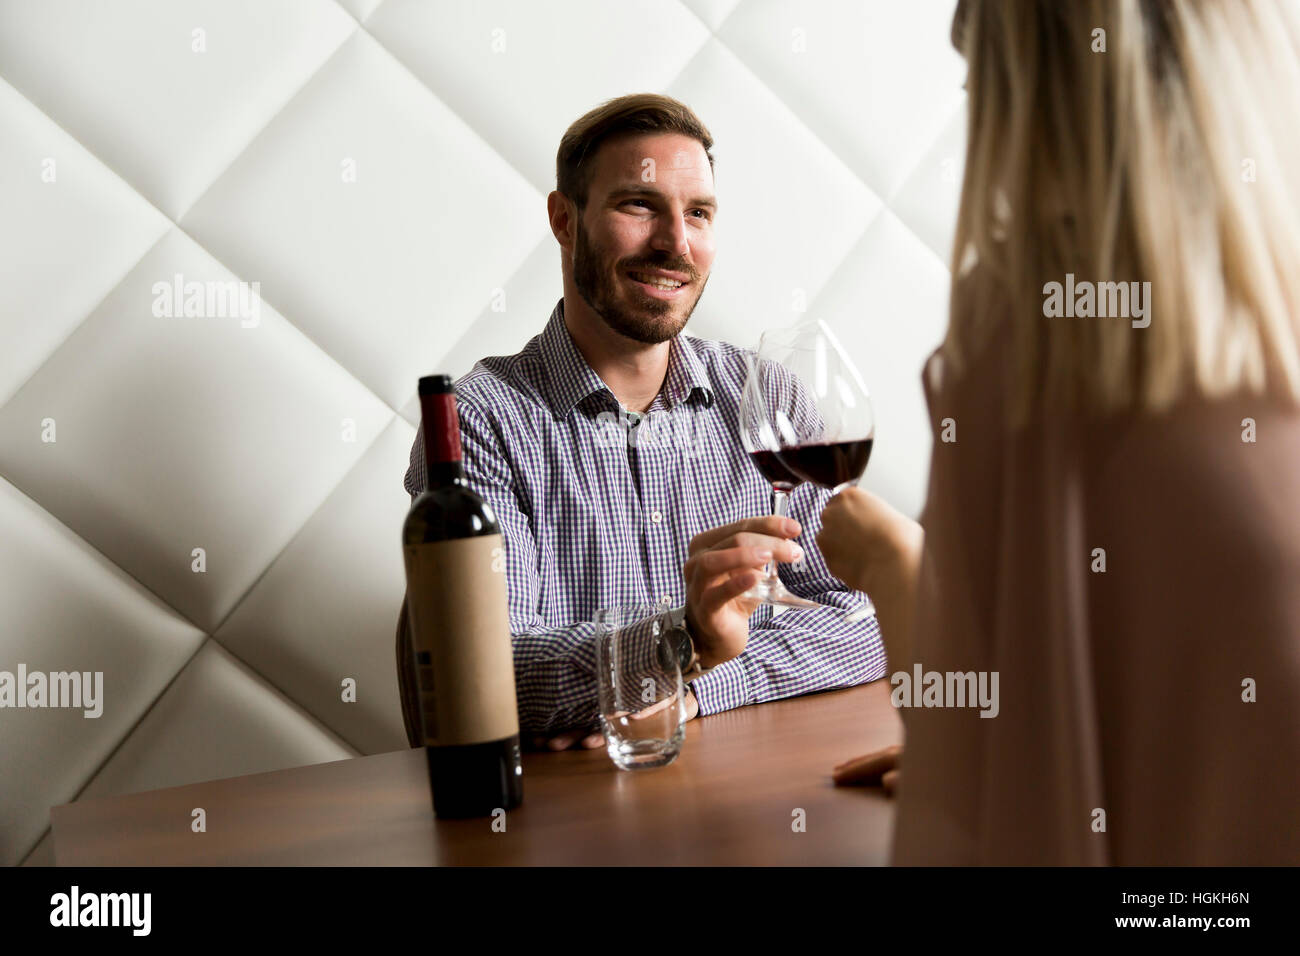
[669, 604, 710, 681]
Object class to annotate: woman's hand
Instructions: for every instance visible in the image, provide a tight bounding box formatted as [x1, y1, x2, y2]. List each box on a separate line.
[816, 486, 925, 671]
[832, 744, 902, 796]
[817, 487, 919, 593]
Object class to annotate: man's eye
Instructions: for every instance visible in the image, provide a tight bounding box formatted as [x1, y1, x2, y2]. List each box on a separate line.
[625, 199, 651, 208]
[690, 209, 711, 220]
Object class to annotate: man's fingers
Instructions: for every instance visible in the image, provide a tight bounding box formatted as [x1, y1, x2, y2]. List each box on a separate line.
[714, 534, 805, 563]
[628, 694, 683, 721]
[530, 729, 606, 750]
[685, 539, 803, 589]
[688, 545, 773, 578]
[689, 515, 802, 555]
[698, 569, 762, 614]
[684, 688, 699, 719]
[683, 549, 766, 603]
[831, 744, 903, 785]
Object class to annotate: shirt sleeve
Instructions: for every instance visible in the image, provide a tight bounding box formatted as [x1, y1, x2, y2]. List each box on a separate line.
[405, 397, 656, 735]
[689, 478, 887, 717]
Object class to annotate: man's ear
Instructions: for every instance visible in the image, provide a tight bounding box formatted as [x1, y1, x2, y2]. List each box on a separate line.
[547, 190, 576, 253]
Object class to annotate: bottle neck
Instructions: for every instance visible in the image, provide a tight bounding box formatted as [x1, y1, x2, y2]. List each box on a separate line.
[419, 391, 467, 489]
[425, 460, 466, 488]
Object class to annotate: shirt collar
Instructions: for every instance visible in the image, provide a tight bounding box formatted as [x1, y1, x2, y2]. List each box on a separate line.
[538, 298, 715, 419]
[538, 299, 610, 419]
[663, 330, 715, 410]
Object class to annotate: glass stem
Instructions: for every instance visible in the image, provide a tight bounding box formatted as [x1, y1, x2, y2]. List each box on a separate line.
[768, 486, 791, 581]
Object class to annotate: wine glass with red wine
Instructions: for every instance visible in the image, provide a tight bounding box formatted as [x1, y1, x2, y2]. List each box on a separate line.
[739, 319, 875, 615]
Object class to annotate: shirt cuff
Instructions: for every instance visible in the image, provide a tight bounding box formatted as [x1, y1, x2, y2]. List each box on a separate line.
[688, 656, 751, 717]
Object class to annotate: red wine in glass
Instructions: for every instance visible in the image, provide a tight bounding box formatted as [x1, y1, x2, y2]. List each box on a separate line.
[748, 449, 803, 490]
[739, 319, 877, 618]
[782, 437, 877, 623]
[778, 438, 873, 492]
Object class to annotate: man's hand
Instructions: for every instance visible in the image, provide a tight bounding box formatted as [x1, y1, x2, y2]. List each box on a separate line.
[528, 730, 603, 751]
[682, 516, 805, 668]
[528, 691, 700, 752]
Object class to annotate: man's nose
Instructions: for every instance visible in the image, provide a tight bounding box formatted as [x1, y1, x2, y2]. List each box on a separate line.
[649, 210, 691, 260]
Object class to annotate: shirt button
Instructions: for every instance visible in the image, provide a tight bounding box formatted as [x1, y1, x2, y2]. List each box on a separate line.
[650, 510, 663, 524]
[661, 594, 673, 605]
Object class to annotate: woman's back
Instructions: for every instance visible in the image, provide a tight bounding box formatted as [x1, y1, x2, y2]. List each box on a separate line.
[891, 313, 1300, 864]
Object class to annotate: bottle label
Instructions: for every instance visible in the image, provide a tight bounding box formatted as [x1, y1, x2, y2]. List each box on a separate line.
[402, 533, 519, 747]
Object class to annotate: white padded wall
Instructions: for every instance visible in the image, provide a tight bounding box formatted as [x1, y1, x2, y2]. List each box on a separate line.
[0, 0, 965, 866]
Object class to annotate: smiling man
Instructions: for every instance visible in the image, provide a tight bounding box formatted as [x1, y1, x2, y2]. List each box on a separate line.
[403, 93, 885, 748]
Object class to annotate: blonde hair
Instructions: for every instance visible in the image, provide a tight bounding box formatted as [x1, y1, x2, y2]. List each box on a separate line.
[944, 0, 1300, 425]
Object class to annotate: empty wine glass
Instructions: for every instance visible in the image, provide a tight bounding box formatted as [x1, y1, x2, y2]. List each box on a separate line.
[738, 318, 876, 619]
[595, 602, 687, 770]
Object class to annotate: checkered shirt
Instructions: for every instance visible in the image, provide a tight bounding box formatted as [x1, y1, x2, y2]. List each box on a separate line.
[404, 298, 885, 733]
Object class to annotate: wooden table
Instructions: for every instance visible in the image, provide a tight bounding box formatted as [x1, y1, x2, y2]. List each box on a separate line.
[50, 680, 901, 865]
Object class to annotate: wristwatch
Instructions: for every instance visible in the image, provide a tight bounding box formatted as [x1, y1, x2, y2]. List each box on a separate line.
[661, 604, 708, 682]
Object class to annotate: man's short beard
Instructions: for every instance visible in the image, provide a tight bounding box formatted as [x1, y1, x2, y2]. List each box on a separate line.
[571, 215, 704, 345]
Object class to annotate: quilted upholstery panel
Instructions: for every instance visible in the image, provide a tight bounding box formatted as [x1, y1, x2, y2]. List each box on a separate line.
[0, 0, 964, 865]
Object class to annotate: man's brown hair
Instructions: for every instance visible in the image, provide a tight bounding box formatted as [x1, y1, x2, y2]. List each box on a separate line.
[556, 93, 715, 210]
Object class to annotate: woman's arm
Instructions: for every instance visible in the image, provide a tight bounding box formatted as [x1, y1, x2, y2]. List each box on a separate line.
[815, 487, 925, 674]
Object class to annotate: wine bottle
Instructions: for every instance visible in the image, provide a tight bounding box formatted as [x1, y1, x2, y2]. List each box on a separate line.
[402, 374, 523, 818]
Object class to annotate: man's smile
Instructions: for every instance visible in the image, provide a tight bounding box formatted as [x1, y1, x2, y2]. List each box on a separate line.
[623, 267, 692, 299]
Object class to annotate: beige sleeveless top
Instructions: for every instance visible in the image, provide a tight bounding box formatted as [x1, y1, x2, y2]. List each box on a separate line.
[891, 316, 1300, 864]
